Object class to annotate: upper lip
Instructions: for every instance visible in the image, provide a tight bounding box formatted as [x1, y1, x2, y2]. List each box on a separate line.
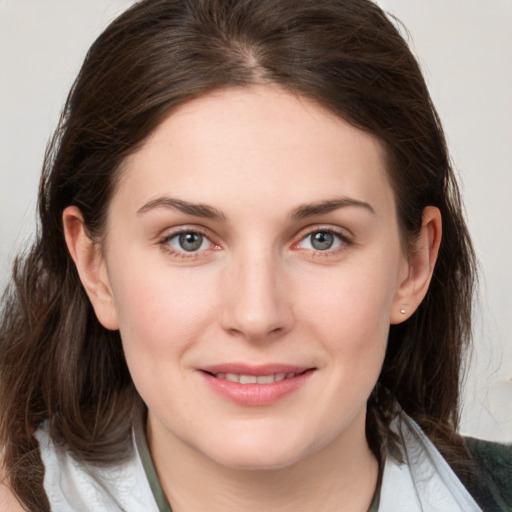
[200, 363, 314, 376]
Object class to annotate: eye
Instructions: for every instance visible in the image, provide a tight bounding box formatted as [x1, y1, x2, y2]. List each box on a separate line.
[297, 230, 345, 251]
[166, 231, 212, 253]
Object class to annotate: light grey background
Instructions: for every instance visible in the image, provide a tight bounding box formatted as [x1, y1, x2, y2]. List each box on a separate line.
[1, 0, 511, 441]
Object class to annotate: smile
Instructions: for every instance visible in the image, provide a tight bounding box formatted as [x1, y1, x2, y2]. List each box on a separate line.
[200, 365, 315, 406]
[212, 372, 298, 384]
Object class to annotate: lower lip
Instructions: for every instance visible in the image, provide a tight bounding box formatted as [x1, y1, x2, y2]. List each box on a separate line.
[200, 370, 314, 406]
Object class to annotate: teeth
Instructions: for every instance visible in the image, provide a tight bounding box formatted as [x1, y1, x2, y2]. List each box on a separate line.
[214, 372, 297, 384]
[256, 375, 274, 384]
[239, 375, 257, 384]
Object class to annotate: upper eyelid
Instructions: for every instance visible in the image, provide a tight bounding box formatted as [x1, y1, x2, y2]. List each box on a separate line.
[295, 224, 353, 241]
[159, 225, 214, 240]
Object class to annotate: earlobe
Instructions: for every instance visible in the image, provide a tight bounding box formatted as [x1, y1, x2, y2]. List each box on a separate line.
[390, 206, 442, 324]
[62, 206, 119, 330]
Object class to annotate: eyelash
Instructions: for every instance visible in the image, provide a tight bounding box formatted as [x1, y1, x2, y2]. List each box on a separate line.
[158, 228, 217, 259]
[157, 226, 352, 259]
[293, 226, 352, 257]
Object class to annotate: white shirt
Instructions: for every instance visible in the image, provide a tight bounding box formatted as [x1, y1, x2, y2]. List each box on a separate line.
[35, 411, 482, 511]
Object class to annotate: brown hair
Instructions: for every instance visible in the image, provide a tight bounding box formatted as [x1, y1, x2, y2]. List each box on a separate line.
[0, 0, 476, 509]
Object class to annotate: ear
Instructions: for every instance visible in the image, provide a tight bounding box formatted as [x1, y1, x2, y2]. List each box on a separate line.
[390, 206, 442, 324]
[62, 206, 119, 330]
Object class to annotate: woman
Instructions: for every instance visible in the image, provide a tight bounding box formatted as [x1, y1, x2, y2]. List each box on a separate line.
[0, 0, 510, 510]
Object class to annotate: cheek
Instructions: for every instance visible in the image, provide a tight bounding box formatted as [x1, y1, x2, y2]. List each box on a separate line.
[107, 259, 218, 357]
[295, 250, 402, 381]
[302, 266, 397, 337]
[107, 265, 219, 412]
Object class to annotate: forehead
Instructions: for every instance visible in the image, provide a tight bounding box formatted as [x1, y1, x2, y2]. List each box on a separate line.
[113, 86, 394, 219]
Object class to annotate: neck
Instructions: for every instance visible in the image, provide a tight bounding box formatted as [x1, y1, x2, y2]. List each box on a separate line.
[147, 412, 379, 512]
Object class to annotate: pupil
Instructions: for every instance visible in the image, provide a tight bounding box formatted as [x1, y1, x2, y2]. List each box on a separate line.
[312, 232, 333, 250]
[179, 232, 202, 251]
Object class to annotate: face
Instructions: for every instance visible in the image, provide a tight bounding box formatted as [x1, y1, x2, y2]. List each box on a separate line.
[97, 87, 411, 470]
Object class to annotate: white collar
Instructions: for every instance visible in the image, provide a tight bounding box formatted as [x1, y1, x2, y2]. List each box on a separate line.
[379, 411, 482, 511]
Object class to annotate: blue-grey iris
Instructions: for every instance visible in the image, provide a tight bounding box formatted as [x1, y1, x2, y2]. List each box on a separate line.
[311, 232, 334, 250]
[179, 232, 203, 251]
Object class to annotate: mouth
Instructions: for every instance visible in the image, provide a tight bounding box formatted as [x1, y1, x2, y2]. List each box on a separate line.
[204, 370, 309, 384]
[199, 365, 315, 406]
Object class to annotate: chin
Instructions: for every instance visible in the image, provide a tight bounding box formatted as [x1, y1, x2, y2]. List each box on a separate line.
[195, 426, 321, 471]
[210, 447, 306, 472]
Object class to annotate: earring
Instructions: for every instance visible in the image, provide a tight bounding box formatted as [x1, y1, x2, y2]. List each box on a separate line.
[400, 308, 406, 315]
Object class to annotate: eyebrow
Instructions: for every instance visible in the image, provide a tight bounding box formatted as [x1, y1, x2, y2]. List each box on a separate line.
[137, 197, 226, 220]
[137, 195, 374, 221]
[290, 197, 375, 220]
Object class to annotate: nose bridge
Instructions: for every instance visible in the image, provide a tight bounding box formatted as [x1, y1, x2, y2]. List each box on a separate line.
[221, 246, 292, 340]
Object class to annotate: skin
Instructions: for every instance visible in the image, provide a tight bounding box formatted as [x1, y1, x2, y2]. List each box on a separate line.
[0, 479, 24, 512]
[64, 86, 441, 512]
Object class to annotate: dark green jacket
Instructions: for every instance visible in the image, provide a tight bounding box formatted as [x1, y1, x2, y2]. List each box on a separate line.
[454, 438, 512, 512]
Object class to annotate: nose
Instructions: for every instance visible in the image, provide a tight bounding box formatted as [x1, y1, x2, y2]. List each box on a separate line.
[220, 251, 294, 342]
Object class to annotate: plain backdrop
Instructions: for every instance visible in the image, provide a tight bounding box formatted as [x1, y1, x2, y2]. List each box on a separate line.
[0, 0, 511, 441]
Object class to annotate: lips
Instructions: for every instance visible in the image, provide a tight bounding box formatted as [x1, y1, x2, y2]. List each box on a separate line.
[213, 372, 297, 384]
[199, 364, 315, 406]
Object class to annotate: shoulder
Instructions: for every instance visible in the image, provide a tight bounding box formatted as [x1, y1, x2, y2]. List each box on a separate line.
[36, 425, 158, 511]
[456, 437, 512, 511]
[465, 437, 512, 467]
